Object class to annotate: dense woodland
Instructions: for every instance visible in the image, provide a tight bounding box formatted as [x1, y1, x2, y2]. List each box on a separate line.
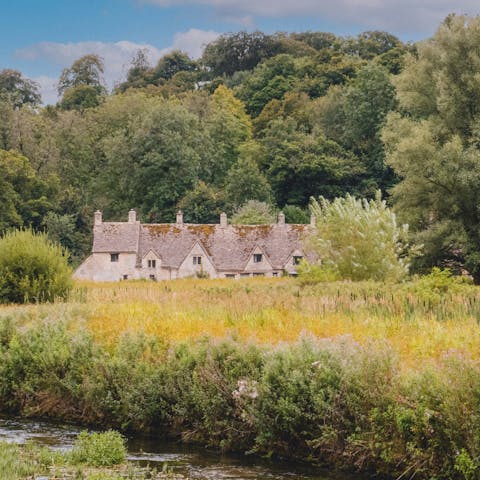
[1, 14, 480, 279]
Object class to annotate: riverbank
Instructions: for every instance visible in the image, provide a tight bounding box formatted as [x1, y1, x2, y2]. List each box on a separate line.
[1, 276, 480, 479]
[0, 433, 186, 480]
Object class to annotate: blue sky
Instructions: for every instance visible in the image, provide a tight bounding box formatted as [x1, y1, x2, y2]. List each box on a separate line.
[2, 0, 480, 103]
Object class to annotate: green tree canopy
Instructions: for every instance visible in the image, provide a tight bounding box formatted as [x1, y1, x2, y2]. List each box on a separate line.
[231, 200, 276, 225]
[382, 14, 480, 281]
[0, 69, 41, 108]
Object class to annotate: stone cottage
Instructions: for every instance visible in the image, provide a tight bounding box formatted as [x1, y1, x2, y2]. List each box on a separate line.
[74, 210, 314, 281]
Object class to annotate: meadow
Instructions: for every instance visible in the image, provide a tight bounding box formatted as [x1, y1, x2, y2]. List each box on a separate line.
[1, 273, 480, 479]
[3, 273, 480, 368]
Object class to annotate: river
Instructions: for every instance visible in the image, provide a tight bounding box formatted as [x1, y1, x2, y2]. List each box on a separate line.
[0, 416, 362, 480]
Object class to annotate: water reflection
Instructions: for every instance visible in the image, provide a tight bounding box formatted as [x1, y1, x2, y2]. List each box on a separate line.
[0, 416, 357, 480]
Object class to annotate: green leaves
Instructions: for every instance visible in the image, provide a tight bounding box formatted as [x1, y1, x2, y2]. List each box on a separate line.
[306, 193, 414, 282]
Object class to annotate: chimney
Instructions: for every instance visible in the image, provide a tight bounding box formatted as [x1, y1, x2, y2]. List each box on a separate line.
[278, 212, 285, 226]
[94, 210, 102, 225]
[220, 212, 228, 228]
[128, 209, 137, 223]
[176, 210, 183, 225]
[310, 213, 316, 227]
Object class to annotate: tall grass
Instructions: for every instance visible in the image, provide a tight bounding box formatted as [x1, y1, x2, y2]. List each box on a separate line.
[4, 276, 480, 368]
[2, 275, 480, 478]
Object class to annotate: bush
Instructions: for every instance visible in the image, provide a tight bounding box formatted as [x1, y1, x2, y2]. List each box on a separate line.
[70, 430, 127, 466]
[305, 192, 416, 282]
[0, 229, 72, 303]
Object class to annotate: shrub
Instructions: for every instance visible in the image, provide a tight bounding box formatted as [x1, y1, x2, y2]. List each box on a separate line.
[305, 192, 417, 282]
[70, 430, 127, 466]
[0, 229, 72, 303]
[231, 200, 276, 225]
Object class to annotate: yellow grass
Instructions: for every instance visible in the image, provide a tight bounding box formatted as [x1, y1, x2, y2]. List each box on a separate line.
[2, 277, 480, 370]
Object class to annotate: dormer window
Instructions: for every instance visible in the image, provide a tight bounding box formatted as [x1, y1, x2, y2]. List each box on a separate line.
[193, 256, 202, 265]
[253, 253, 263, 263]
[110, 253, 119, 262]
[148, 259, 156, 268]
[293, 255, 303, 265]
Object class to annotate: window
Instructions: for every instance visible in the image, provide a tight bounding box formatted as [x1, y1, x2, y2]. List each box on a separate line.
[149, 274, 157, 281]
[253, 253, 263, 263]
[193, 256, 202, 265]
[110, 253, 119, 262]
[240, 273, 250, 278]
[225, 274, 235, 279]
[272, 272, 278, 277]
[253, 272, 265, 277]
[147, 259, 156, 268]
[293, 255, 303, 265]
[122, 274, 128, 280]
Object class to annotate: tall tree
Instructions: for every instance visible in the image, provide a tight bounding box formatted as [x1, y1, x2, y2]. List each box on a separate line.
[382, 14, 480, 281]
[58, 55, 107, 110]
[0, 69, 41, 108]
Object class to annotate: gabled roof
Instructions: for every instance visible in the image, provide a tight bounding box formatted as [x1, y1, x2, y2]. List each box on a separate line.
[92, 222, 140, 253]
[92, 219, 312, 271]
[137, 223, 310, 271]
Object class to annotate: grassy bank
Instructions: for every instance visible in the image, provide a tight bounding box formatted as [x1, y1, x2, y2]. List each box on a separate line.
[0, 431, 184, 480]
[1, 276, 480, 479]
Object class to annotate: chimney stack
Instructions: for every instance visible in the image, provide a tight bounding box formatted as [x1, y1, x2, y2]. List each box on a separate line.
[176, 210, 183, 225]
[278, 212, 285, 226]
[128, 209, 137, 223]
[220, 212, 228, 228]
[94, 210, 102, 225]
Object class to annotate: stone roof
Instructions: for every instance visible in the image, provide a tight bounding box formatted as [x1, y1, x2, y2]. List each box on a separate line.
[92, 222, 140, 253]
[93, 221, 311, 271]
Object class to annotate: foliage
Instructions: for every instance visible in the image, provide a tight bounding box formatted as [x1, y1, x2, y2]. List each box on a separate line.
[225, 142, 272, 208]
[177, 181, 227, 223]
[382, 14, 480, 282]
[70, 430, 127, 466]
[231, 200, 276, 225]
[306, 192, 414, 281]
[0, 229, 72, 303]
[0, 69, 41, 108]
[0, 149, 57, 231]
[58, 54, 106, 95]
[259, 118, 364, 206]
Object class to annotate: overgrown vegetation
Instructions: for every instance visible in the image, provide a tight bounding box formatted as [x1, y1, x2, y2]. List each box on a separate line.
[1, 278, 480, 478]
[0, 430, 176, 480]
[0, 229, 72, 304]
[306, 192, 416, 281]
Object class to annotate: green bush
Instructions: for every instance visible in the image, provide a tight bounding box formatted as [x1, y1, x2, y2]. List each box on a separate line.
[70, 430, 127, 466]
[0, 229, 72, 303]
[306, 192, 417, 282]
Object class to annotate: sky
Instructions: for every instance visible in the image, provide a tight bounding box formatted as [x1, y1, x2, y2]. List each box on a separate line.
[2, 0, 480, 104]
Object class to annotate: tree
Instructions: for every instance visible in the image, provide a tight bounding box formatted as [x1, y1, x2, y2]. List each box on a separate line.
[259, 118, 364, 206]
[0, 229, 72, 304]
[382, 14, 480, 281]
[306, 193, 413, 282]
[0, 69, 41, 108]
[231, 200, 276, 225]
[58, 55, 106, 110]
[225, 142, 272, 208]
[0, 149, 57, 232]
[177, 181, 227, 223]
[202, 31, 280, 77]
[58, 54, 106, 95]
[152, 50, 197, 81]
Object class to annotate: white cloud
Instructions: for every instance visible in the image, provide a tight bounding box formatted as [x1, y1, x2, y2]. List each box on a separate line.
[15, 29, 219, 104]
[32, 75, 58, 106]
[141, 0, 480, 36]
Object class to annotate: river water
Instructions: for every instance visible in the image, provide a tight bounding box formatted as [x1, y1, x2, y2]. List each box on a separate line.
[0, 416, 361, 480]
